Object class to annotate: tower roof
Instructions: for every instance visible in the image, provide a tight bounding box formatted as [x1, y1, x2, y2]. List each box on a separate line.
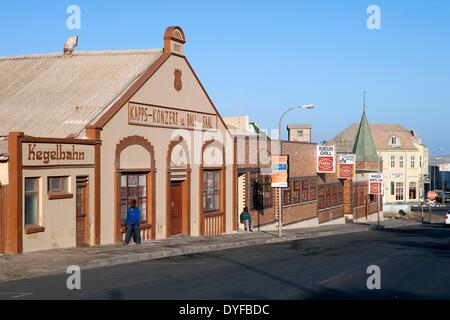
[352, 111, 378, 162]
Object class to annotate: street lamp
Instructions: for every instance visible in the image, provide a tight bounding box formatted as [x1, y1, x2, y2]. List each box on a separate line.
[277, 104, 315, 238]
[377, 151, 383, 228]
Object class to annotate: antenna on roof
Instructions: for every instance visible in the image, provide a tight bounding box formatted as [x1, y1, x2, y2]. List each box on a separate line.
[64, 35, 78, 56]
[363, 91, 367, 112]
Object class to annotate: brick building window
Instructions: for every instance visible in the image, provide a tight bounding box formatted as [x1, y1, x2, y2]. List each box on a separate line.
[251, 174, 272, 210]
[318, 183, 343, 210]
[281, 178, 317, 207]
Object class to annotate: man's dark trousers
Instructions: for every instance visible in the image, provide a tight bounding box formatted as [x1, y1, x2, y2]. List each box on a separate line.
[125, 223, 142, 244]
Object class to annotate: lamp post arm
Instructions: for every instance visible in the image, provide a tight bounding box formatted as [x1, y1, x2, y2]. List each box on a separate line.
[278, 106, 302, 152]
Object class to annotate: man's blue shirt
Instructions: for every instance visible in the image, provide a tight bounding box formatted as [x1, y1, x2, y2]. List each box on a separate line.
[126, 207, 141, 225]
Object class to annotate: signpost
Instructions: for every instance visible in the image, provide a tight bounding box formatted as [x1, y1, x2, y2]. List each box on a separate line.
[368, 173, 384, 195]
[338, 154, 356, 179]
[317, 146, 336, 173]
[272, 155, 289, 237]
[369, 173, 384, 227]
[427, 191, 437, 223]
[271, 156, 289, 188]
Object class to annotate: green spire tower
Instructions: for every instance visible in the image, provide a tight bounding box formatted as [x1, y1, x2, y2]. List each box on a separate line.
[352, 111, 378, 162]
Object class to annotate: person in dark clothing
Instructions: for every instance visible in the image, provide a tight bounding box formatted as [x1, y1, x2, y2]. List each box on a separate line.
[123, 199, 142, 245]
[240, 207, 253, 232]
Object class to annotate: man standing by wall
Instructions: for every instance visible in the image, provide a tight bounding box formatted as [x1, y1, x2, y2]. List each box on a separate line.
[124, 200, 142, 245]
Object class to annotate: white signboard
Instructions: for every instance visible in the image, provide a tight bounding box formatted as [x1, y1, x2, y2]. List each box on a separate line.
[338, 154, 356, 179]
[439, 163, 450, 172]
[369, 173, 384, 195]
[317, 146, 336, 173]
[22, 143, 95, 167]
[390, 173, 405, 179]
[128, 102, 218, 131]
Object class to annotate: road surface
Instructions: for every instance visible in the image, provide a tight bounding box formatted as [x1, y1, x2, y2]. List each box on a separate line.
[0, 223, 449, 300]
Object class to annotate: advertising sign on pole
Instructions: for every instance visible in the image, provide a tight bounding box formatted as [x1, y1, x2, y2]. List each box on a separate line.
[317, 146, 336, 173]
[271, 155, 289, 188]
[368, 173, 384, 195]
[338, 154, 356, 179]
[439, 163, 450, 172]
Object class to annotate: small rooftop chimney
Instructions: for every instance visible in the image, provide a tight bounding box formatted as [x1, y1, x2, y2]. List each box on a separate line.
[64, 35, 78, 56]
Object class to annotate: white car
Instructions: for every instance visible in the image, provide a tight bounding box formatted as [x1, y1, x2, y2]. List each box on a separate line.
[446, 211, 450, 225]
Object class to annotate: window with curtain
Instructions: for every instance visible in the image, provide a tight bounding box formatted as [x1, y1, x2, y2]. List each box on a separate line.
[25, 178, 40, 226]
[203, 170, 221, 213]
[121, 173, 147, 225]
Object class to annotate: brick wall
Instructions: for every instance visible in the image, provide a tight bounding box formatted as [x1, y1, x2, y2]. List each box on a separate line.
[236, 136, 346, 228]
[318, 206, 344, 224]
[284, 201, 318, 224]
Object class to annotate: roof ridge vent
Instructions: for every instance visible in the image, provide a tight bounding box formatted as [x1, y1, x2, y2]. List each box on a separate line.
[64, 35, 79, 56]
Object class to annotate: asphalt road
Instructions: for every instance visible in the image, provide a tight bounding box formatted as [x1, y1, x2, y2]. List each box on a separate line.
[1, 223, 450, 300]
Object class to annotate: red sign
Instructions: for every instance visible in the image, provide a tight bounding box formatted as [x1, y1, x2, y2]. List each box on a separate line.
[317, 146, 336, 173]
[370, 182, 381, 194]
[338, 154, 356, 179]
[339, 164, 354, 179]
[368, 173, 384, 195]
[427, 191, 437, 201]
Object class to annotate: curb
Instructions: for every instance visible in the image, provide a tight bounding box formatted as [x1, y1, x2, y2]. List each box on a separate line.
[84, 221, 421, 270]
[0, 220, 420, 283]
[85, 227, 366, 269]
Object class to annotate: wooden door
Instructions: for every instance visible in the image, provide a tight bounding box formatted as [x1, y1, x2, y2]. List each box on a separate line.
[76, 177, 90, 247]
[170, 183, 182, 236]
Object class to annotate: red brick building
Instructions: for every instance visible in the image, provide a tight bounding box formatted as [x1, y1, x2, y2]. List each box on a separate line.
[225, 117, 346, 230]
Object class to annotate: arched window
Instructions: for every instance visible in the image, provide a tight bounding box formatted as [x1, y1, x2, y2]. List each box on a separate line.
[115, 136, 156, 242]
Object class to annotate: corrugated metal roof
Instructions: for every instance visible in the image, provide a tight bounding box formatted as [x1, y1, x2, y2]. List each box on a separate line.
[0, 49, 163, 138]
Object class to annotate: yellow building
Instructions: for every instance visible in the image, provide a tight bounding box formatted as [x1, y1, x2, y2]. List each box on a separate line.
[331, 124, 429, 205]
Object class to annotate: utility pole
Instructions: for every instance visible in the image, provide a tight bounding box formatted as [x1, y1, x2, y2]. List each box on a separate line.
[277, 104, 315, 237]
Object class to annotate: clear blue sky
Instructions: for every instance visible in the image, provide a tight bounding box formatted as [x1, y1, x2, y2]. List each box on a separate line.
[1, 0, 449, 152]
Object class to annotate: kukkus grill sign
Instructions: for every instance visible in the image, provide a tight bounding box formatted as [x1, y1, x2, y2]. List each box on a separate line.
[317, 146, 336, 173]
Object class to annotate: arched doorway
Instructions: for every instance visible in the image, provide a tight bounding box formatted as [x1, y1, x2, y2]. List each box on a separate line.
[166, 137, 191, 237]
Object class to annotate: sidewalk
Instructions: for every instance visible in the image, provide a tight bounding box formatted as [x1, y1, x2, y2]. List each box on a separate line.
[0, 219, 420, 282]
